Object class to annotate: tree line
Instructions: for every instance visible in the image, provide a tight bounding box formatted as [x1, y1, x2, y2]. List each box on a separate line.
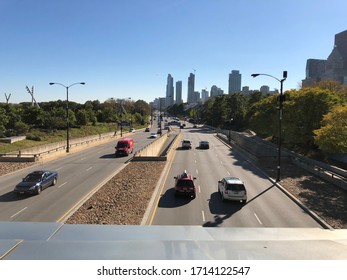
[0, 98, 152, 138]
[167, 81, 347, 155]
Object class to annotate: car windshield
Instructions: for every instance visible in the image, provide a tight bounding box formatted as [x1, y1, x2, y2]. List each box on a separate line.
[177, 179, 194, 188]
[23, 174, 42, 182]
[117, 142, 128, 148]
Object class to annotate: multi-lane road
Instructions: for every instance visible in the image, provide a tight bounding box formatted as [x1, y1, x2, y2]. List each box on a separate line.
[0, 124, 323, 228]
[149, 125, 322, 228]
[0, 130, 157, 222]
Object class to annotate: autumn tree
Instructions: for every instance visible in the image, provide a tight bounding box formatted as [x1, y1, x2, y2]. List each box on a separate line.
[314, 104, 347, 153]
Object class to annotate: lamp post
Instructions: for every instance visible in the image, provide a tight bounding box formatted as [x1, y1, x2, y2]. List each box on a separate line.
[49, 82, 85, 152]
[251, 71, 287, 181]
[228, 118, 233, 143]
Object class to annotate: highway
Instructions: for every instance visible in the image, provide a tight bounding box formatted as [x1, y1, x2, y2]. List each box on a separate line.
[150, 125, 323, 228]
[0, 129, 157, 222]
[0, 124, 324, 228]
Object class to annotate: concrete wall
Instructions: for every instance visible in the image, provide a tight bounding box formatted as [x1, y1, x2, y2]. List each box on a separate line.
[0, 132, 118, 162]
[134, 134, 168, 157]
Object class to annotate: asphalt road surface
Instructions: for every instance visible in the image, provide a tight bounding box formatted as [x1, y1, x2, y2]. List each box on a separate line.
[150, 126, 323, 228]
[0, 129, 158, 222]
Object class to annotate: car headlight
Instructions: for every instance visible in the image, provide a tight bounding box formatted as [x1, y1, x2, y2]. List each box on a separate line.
[29, 184, 39, 190]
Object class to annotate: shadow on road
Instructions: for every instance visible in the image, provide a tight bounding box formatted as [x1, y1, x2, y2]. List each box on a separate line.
[158, 187, 193, 208]
[203, 192, 243, 227]
[0, 191, 31, 202]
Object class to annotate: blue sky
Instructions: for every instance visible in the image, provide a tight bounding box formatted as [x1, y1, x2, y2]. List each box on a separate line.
[0, 0, 346, 104]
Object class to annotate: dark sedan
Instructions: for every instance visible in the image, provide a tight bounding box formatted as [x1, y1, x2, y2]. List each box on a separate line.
[199, 141, 210, 149]
[14, 170, 58, 195]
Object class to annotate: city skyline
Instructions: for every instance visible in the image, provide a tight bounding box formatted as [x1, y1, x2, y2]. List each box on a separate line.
[0, 0, 346, 104]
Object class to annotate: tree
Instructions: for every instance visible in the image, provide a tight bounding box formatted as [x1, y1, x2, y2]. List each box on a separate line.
[22, 106, 45, 127]
[283, 88, 339, 149]
[248, 95, 278, 138]
[314, 104, 347, 153]
[76, 109, 89, 126]
[0, 107, 9, 137]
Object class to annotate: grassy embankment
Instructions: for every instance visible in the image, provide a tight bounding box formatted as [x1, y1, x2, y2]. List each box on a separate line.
[0, 124, 125, 154]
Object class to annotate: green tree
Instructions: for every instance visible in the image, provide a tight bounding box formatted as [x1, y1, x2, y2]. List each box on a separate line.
[22, 106, 45, 127]
[248, 95, 278, 138]
[0, 107, 9, 137]
[76, 109, 89, 126]
[314, 104, 347, 153]
[283, 87, 339, 149]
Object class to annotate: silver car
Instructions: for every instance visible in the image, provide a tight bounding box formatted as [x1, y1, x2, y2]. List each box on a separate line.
[181, 139, 192, 149]
[218, 177, 247, 203]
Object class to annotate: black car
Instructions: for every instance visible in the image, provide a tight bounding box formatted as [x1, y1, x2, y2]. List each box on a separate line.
[199, 141, 210, 149]
[14, 170, 58, 195]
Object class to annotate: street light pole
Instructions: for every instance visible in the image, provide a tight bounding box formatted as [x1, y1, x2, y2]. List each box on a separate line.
[251, 71, 287, 181]
[49, 82, 85, 153]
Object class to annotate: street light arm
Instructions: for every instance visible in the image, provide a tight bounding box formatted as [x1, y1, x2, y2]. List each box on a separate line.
[251, 73, 281, 83]
[49, 82, 85, 88]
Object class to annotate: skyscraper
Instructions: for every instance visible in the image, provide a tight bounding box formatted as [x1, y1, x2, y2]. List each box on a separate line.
[175, 81, 183, 104]
[228, 70, 242, 94]
[302, 29, 347, 86]
[187, 73, 195, 103]
[166, 74, 174, 107]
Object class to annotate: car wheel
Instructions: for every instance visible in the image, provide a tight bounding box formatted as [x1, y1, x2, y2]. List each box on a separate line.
[52, 178, 57, 186]
[37, 186, 42, 195]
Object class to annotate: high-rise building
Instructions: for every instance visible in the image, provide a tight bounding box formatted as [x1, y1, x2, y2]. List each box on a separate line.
[228, 70, 242, 94]
[302, 30, 347, 86]
[175, 81, 183, 104]
[335, 30, 347, 75]
[166, 74, 174, 107]
[210, 85, 224, 97]
[260, 85, 270, 94]
[201, 89, 209, 101]
[187, 73, 195, 103]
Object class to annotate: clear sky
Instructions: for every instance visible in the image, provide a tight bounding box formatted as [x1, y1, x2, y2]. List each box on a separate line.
[0, 0, 346, 105]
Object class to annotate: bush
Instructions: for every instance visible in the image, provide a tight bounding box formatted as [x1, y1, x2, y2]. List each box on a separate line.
[26, 134, 41, 141]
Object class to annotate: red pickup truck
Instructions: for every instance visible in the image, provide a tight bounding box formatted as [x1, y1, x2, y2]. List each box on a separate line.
[115, 138, 134, 157]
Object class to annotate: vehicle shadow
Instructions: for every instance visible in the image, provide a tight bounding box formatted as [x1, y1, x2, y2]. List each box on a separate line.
[175, 147, 190, 151]
[158, 187, 193, 208]
[0, 191, 30, 202]
[100, 153, 116, 159]
[203, 192, 243, 227]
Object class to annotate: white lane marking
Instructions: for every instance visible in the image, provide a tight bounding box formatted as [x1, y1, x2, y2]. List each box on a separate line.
[201, 210, 206, 222]
[227, 171, 231, 176]
[11, 207, 28, 218]
[86, 166, 93, 171]
[80, 157, 87, 161]
[254, 213, 263, 225]
[58, 182, 67, 189]
[220, 161, 223, 165]
[195, 160, 197, 163]
[196, 169, 199, 175]
[55, 167, 63, 171]
[198, 185, 201, 193]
